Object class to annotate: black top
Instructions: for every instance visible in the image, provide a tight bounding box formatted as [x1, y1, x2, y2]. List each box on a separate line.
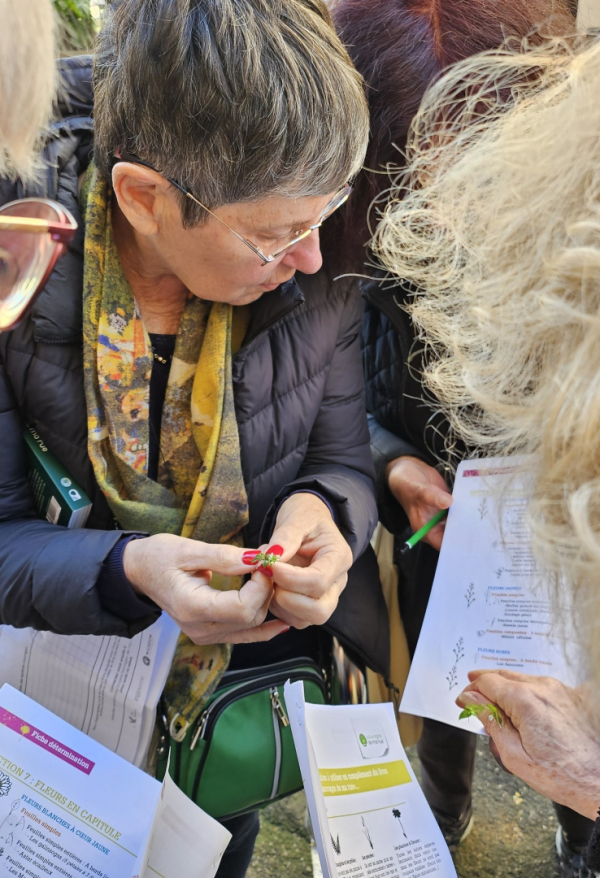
[147, 333, 176, 480]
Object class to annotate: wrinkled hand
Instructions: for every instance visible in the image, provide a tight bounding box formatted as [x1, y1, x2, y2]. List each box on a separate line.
[456, 670, 600, 820]
[252, 492, 353, 629]
[123, 534, 289, 645]
[385, 456, 452, 550]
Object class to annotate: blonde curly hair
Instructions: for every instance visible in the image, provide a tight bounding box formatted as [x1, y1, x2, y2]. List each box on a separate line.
[376, 33, 600, 679]
[0, 0, 56, 179]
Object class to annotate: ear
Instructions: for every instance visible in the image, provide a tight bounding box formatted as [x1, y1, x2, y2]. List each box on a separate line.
[111, 162, 173, 237]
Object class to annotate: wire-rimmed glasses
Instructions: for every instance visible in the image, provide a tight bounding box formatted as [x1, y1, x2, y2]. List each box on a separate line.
[117, 154, 351, 265]
[0, 198, 78, 331]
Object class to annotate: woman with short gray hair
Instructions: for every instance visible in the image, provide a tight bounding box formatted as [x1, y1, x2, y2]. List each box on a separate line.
[0, 1, 383, 874]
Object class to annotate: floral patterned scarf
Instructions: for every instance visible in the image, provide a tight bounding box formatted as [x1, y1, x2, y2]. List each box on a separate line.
[81, 165, 249, 739]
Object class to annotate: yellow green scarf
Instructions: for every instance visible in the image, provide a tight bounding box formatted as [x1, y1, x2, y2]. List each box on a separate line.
[82, 166, 249, 739]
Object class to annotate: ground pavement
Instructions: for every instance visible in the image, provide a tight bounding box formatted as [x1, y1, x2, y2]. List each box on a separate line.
[247, 737, 562, 878]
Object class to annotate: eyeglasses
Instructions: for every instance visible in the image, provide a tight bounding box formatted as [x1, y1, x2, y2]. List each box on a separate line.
[0, 198, 78, 331]
[117, 154, 351, 265]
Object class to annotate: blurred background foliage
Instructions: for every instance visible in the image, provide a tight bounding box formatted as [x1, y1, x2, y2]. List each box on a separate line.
[52, 0, 105, 54]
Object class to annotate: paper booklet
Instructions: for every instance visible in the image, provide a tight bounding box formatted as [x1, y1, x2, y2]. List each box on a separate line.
[400, 457, 579, 733]
[0, 684, 230, 878]
[0, 615, 179, 768]
[285, 680, 457, 878]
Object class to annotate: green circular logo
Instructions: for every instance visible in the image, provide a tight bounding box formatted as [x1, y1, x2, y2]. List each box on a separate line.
[359, 734, 368, 746]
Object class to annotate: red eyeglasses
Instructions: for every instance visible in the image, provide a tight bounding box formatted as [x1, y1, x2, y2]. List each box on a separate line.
[0, 198, 78, 331]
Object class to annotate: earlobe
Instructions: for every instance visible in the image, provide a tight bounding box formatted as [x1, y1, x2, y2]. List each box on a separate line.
[111, 162, 166, 236]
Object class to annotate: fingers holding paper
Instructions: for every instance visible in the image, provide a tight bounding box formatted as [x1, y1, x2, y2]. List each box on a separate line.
[456, 670, 600, 820]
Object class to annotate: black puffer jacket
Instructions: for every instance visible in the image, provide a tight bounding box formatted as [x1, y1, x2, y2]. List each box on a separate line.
[0, 57, 386, 672]
[362, 276, 466, 655]
[362, 278, 461, 533]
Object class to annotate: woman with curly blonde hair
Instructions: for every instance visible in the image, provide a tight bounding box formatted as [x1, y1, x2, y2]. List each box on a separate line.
[328, 0, 575, 857]
[377, 31, 600, 875]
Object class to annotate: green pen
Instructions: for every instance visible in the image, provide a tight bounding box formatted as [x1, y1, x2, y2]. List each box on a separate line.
[399, 508, 448, 555]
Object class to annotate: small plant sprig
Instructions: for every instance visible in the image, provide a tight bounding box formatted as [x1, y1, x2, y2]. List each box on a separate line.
[252, 551, 281, 569]
[459, 702, 504, 727]
[242, 545, 283, 572]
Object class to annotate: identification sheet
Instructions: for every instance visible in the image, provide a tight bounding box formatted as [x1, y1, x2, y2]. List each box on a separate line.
[0, 616, 179, 766]
[285, 681, 456, 878]
[0, 684, 230, 878]
[400, 457, 578, 732]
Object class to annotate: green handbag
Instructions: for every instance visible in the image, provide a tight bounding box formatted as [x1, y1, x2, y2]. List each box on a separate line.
[156, 657, 328, 821]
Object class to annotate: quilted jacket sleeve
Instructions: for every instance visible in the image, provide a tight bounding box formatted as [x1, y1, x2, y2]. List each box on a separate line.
[0, 358, 159, 636]
[261, 281, 377, 559]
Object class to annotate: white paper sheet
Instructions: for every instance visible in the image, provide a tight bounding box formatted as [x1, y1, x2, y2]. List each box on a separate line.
[285, 681, 457, 878]
[0, 684, 230, 878]
[0, 683, 160, 878]
[400, 457, 579, 732]
[0, 615, 179, 765]
[134, 771, 231, 878]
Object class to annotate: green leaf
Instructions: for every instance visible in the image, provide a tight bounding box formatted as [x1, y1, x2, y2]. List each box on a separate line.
[459, 702, 503, 727]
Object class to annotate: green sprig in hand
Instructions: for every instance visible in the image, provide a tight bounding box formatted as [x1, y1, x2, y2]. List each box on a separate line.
[241, 545, 284, 578]
[252, 551, 282, 569]
[459, 702, 504, 727]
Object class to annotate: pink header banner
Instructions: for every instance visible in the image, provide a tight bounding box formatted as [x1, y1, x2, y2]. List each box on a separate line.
[0, 706, 95, 775]
[463, 466, 517, 478]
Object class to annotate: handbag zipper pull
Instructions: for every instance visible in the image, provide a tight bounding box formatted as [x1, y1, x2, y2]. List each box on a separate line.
[270, 687, 289, 727]
[190, 709, 209, 751]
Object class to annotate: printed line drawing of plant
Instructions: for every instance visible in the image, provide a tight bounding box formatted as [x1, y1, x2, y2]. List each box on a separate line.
[361, 816, 374, 850]
[447, 636, 465, 690]
[479, 498, 488, 520]
[453, 636, 465, 663]
[446, 664, 458, 690]
[330, 832, 341, 855]
[392, 809, 407, 839]
[0, 774, 11, 797]
[465, 583, 476, 608]
[495, 567, 505, 579]
[492, 539, 498, 550]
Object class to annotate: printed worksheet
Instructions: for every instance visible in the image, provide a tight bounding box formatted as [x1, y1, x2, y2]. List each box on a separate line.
[400, 457, 579, 732]
[0, 615, 179, 766]
[285, 681, 456, 878]
[0, 684, 230, 878]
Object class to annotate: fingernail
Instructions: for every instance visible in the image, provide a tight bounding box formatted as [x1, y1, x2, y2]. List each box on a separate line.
[263, 566, 274, 578]
[242, 551, 260, 565]
[456, 691, 485, 708]
[278, 626, 291, 635]
[267, 544, 284, 556]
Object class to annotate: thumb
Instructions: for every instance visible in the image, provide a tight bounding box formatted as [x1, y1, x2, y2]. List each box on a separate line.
[260, 523, 305, 564]
[419, 484, 452, 510]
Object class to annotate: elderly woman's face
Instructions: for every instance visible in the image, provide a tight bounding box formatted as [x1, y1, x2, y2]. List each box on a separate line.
[159, 190, 329, 305]
[112, 164, 332, 306]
